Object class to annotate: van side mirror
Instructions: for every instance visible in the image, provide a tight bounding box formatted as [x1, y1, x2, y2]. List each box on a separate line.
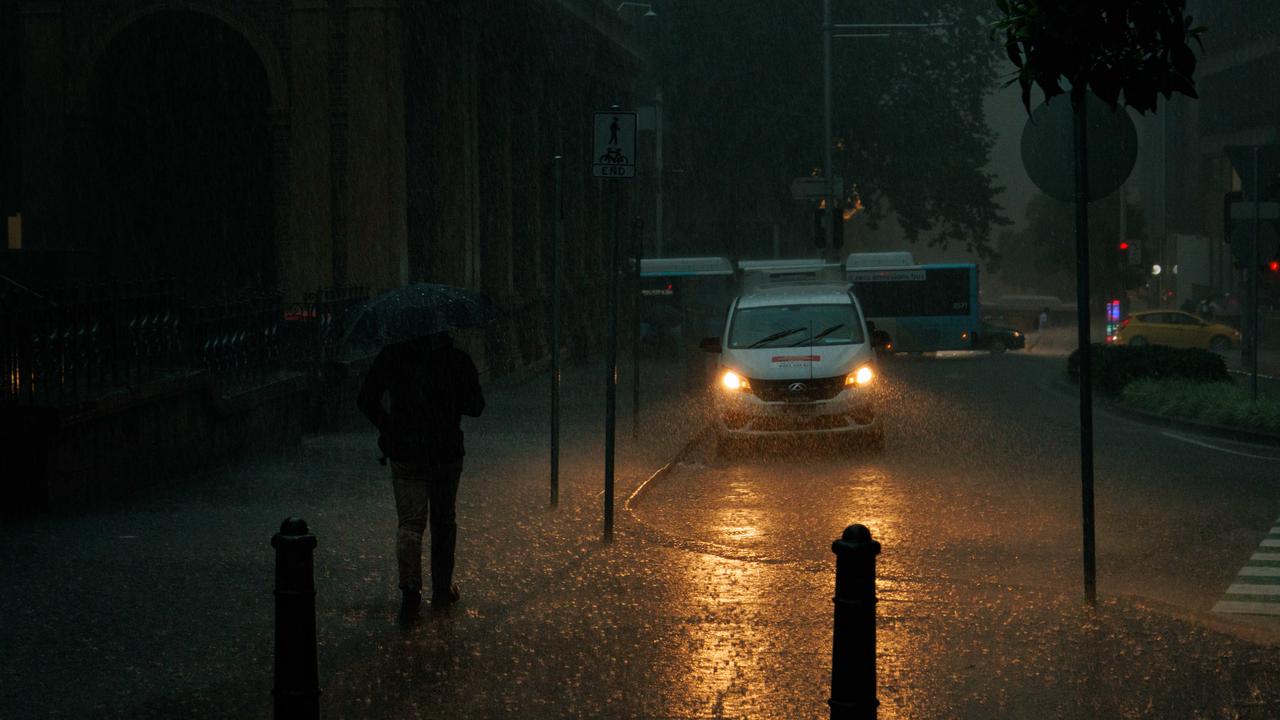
[699, 337, 722, 353]
[871, 329, 892, 352]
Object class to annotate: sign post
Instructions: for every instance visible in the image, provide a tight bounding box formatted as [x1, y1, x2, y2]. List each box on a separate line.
[632, 217, 643, 441]
[593, 109, 637, 543]
[551, 155, 563, 508]
[1226, 144, 1280, 403]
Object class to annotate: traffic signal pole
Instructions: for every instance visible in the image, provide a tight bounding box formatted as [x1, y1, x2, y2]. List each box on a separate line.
[1251, 146, 1261, 403]
[819, 12, 947, 258]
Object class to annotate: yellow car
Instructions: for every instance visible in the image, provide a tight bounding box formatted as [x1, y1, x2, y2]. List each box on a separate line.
[1115, 310, 1241, 351]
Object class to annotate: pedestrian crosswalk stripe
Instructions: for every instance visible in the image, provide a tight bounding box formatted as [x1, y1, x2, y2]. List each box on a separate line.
[1239, 566, 1280, 577]
[1214, 516, 1280, 616]
[1212, 601, 1280, 616]
[1226, 584, 1280, 595]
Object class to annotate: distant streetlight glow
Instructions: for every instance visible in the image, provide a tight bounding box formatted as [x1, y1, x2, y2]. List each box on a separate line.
[616, 2, 657, 17]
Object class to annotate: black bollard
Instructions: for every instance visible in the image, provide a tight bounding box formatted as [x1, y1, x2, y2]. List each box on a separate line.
[272, 517, 319, 720]
[829, 523, 880, 720]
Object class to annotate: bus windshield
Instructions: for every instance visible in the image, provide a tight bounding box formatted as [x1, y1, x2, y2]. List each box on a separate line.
[728, 304, 865, 349]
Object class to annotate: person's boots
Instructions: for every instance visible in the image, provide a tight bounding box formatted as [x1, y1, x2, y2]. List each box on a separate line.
[400, 587, 422, 618]
[430, 584, 460, 607]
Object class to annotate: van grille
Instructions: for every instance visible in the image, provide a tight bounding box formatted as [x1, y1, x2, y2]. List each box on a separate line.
[748, 375, 846, 402]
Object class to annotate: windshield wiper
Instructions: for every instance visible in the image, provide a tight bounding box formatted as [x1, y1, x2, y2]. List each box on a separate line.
[790, 323, 845, 346]
[747, 326, 807, 348]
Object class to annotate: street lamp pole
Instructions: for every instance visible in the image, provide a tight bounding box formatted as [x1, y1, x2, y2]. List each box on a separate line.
[821, 13, 947, 257]
[823, 0, 834, 253]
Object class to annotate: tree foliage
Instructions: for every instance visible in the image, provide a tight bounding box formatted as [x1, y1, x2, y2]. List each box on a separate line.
[993, 193, 1147, 298]
[653, 1, 1008, 258]
[994, 0, 1207, 113]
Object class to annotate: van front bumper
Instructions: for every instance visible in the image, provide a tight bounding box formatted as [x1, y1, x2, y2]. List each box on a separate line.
[712, 386, 880, 438]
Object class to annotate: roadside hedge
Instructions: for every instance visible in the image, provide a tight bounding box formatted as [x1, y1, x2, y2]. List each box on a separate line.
[1066, 343, 1229, 395]
[1122, 378, 1280, 434]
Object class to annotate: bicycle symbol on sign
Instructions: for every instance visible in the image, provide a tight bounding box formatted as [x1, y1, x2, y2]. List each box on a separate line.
[599, 147, 629, 164]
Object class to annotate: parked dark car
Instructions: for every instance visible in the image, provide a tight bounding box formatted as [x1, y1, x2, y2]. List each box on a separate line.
[975, 321, 1025, 353]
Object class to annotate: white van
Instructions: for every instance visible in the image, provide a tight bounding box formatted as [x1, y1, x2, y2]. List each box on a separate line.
[700, 281, 883, 451]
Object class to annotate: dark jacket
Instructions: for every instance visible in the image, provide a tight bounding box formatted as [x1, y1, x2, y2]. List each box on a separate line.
[357, 333, 485, 464]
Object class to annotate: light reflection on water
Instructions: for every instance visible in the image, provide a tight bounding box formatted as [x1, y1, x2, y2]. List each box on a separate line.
[660, 459, 930, 719]
[667, 551, 775, 718]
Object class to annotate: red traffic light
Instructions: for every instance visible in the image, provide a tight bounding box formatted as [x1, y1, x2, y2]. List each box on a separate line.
[1269, 260, 1279, 272]
[1119, 241, 1130, 251]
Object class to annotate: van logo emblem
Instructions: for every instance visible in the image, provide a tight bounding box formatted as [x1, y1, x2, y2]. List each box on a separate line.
[788, 382, 807, 392]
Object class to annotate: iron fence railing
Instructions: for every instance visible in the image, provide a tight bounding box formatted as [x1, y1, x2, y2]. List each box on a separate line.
[1, 281, 181, 406]
[186, 295, 285, 385]
[287, 285, 370, 362]
[1, 283, 370, 408]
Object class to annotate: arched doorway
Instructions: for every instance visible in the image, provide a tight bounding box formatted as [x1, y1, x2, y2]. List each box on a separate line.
[91, 10, 274, 300]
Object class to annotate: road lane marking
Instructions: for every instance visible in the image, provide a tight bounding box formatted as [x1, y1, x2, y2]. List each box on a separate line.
[1215, 515, 1280, 616]
[1160, 431, 1280, 461]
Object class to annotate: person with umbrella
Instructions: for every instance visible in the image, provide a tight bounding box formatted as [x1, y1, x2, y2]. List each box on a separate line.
[354, 291, 487, 618]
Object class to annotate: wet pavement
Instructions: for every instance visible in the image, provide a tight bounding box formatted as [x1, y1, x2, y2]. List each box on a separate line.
[3, 349, 1280, 718]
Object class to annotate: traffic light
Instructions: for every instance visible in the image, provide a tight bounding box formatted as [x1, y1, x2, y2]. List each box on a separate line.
[1270, 259, 1279, 272]
[831, 205, 844, 250]
[1118, 241, 1130, 265]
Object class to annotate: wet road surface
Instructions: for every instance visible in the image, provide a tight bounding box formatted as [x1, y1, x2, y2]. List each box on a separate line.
[634, 350, 1280, 625]
[4, 353, 1280, 718]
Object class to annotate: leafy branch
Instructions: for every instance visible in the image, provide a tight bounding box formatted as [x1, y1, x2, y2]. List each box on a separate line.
[994, 0, 1207, 112]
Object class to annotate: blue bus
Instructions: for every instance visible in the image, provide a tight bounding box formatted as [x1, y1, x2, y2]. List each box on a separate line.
[846, 263, 980, 352]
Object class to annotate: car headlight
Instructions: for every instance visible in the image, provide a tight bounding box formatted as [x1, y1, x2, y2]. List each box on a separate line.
[720, 370, 750, 391]
[845, 365, 874, 386]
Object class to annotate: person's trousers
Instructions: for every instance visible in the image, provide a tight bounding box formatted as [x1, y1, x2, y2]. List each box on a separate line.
[390, 460, 463, 597]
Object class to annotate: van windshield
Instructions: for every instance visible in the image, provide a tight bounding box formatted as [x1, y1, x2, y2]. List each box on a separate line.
[728, 304, 864, 349]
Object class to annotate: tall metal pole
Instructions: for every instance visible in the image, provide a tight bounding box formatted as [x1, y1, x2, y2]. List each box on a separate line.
[551, 155, 563, 508]
[632, 217, 643, 440]
[1251, 146, 1261, 402]
[1072, 89, 1097, 606]
[822, 0, 834, 254]
[604, 181, 620, 543]
[654, 86, 665, 258]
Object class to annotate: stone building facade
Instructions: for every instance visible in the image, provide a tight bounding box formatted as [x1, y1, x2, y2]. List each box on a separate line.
[7, 0, 644, 371]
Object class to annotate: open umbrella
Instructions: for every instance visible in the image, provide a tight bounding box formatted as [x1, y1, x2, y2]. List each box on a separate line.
[340, 283, 496, 347]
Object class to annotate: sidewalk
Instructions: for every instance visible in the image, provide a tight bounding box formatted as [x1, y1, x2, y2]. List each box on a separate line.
[3, 354, 1279, 718]
[0, 354, 707, 718]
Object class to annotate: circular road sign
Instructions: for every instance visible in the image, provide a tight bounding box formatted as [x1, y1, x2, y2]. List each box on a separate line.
[1020, 93, 1138, 203]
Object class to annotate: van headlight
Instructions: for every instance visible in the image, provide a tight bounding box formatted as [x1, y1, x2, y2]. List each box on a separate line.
[720, 370, 750, 392]
[845, 365, 874, 386]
